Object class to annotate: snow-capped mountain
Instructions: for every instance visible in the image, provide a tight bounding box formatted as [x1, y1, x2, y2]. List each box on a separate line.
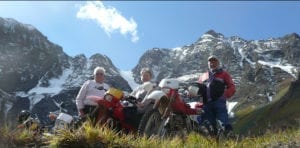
[132, 30, 299, 111]
[0, 18, 299, 126]
[0, 17, 131, 125]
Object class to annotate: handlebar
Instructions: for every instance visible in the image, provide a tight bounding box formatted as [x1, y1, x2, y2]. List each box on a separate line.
[124, 96, 138, 104]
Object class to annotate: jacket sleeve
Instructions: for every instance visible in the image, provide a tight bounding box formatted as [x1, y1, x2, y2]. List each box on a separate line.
[130, 87, 138, 98]
[76, 80, 89, 110]
[104, 83, 110, 91]
[223, 72, 236, 99]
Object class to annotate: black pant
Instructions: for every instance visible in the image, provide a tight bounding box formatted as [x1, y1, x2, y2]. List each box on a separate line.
[83, 105, 99, 123]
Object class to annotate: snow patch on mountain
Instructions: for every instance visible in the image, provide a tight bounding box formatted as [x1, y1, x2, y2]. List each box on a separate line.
[227, 101, 238, 118]
[238, 47, 256, 68]
[258, 60, 297, 78]
[172, 47, 188, 61]
[28, 68, 73, 96]
[267, 92, 273, 102]
[263, 39, 280, 49]
[120, 70, 139, 90]
[86, 58, 92, 70]
[29, 94, 45, 110]
[16, 67, 73, 108]
[177, 73, 203, 82]
[199, 38, 213, 43]
[152, 65, 161, 81]
[200, 34, 215, 41]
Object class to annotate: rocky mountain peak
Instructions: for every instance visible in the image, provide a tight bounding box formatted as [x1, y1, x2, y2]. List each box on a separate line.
[0, 17, 37, 32]
[134, 30, 299, 113]
[204, 29, 224, 38]
[0, 17, 69, 93]
[89, 53, 118, 75]
[282, 32, 300, 41]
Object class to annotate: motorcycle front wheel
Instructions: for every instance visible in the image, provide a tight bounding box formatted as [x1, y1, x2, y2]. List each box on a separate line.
[138, 109, 162, 137]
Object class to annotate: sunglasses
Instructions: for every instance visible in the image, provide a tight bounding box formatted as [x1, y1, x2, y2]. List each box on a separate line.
[96, 73, 104, 76]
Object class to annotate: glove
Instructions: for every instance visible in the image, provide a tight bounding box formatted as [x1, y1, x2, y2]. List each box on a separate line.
[195, 108, 204, 114]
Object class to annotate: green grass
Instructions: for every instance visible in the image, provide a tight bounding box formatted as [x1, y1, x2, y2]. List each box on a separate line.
[0, 125, 43, 147]
[234, 99, 273, 135]
[273, 85, 290, 101]
[233, 82, 299, 135]
[1, 123, 299, 148]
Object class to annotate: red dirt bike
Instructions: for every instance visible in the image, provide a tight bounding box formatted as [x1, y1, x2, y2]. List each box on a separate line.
[87, 88, 146, 133]
[139, 79, 204, 138]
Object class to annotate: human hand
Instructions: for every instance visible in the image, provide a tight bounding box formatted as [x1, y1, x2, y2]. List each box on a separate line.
[79, 110, 85, 117]
[136, 102, 144, 108]
[195, 108, 204, 114]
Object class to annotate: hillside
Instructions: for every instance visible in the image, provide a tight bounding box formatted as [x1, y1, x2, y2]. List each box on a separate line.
[234, 74, 300, 135]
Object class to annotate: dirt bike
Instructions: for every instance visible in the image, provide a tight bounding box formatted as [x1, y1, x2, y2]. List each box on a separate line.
[48, 101, 82, 133]
[87, 87, 151, 133]
[139, 79, 203, 138]
[86, 81, 165, 134]
[17, 110, 44, 133]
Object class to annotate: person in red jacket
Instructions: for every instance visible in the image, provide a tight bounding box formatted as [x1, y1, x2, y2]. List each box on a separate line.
[198, 55, 236, 136]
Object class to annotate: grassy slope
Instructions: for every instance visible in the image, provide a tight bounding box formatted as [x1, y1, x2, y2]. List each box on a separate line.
[234, 79, 300, 135]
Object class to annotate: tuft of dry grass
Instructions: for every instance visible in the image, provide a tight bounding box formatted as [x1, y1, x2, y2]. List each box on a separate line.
[0, 120, 299, 148]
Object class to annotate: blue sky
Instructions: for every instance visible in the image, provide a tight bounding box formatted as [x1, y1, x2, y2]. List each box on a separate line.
[0, 1, 300, 70]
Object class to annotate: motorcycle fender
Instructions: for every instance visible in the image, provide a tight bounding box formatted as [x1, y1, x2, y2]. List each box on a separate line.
[142, 90, 166, 103]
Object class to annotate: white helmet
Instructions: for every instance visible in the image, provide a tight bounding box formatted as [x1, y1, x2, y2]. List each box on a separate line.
[188, 85, 199, 97]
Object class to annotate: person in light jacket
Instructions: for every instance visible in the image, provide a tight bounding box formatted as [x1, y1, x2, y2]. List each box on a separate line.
[131, 68, 155, 101]
[76, 66, 110, 120]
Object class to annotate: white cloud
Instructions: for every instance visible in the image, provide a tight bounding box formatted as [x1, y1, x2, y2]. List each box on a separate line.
[76, 1, 139, 43]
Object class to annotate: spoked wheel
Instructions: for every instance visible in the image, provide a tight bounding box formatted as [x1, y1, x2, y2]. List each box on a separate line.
[95, 105, 109, 125]
[138, 109, 162, 137]
[105, 117, 117, 129]
[157, 115, 189, 138]
[157, 118, 168, 138]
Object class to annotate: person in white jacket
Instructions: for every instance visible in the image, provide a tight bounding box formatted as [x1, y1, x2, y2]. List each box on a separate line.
[76, 66, 110, 119]
[130, 68, 155, 110]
